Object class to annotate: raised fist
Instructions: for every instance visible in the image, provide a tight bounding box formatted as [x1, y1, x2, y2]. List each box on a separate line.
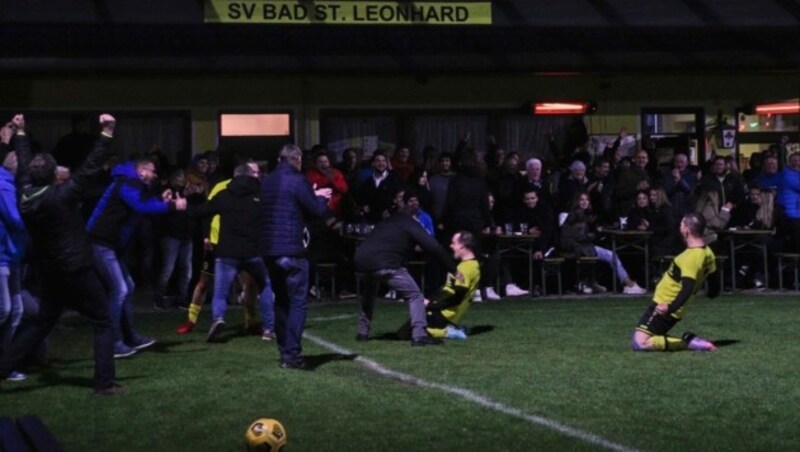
[99, 113, 116, 135]
[11, 114, 24, 132]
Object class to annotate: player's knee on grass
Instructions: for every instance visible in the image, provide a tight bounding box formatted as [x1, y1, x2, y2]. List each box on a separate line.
[631, 330, 654, 351]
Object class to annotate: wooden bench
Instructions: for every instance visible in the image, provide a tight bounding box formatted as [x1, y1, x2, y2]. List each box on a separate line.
[775, 253, 800, 290]
[313, 262, 338, 301]
[540, 257, 565, 296]
[576, 256, 600, 293]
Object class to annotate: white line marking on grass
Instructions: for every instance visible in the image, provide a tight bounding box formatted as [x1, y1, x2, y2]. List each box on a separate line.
[307, 314, 358, 322]
[304, 332, 639, 452]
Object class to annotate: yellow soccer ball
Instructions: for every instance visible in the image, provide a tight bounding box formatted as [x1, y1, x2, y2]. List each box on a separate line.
[244, 418, 287, 451]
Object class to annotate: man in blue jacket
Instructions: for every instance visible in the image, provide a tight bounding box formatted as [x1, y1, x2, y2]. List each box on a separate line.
[87, 156, 187, 358]
[261, 144, 331, 370]
[778, 152, 800, 252]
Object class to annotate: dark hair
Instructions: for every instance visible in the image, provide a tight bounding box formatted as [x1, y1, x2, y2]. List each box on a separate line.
[682, 212, 706, 238]
[134, 157, 154, 169]
[455, 230, 476, 252]
[371, 149, 388, 163]
[313, 150, 330, 162]
[28, 153, 57, 186]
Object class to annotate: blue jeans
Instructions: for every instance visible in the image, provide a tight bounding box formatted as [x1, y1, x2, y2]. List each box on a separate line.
[266, 256, 309, 362]
[92, 244, 140, 345]
[0, 264, 23, 358]
[156, 237, 193, 302]
[211, 257, 274, 331]
[594, 246, 630, 283]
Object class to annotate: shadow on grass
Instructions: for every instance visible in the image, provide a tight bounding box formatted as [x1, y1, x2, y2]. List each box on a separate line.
[0, 372, 147, 394]
[466, 325, 495, 336]
[712, 339, 740, 347]
[372, 324, 496, 341]
[302, 353, 358, 371]
[147, 341, 208, 353]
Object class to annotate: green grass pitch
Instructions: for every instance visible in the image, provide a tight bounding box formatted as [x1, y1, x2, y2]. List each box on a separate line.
[2, 294, 799, 451]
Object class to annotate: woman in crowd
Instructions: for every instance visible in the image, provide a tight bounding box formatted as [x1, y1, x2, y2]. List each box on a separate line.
[559, 192, 647, 295]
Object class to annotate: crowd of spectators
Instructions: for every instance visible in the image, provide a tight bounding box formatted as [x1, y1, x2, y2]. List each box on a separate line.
[1, 114, 798, 388]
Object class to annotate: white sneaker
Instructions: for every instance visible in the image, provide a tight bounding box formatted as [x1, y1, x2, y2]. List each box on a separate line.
[384, 289, 396, 299]
[623, 283, 647, 295]
[577, 282, 593, 294]
[472, 291, 483, 302]
[485, 287, 502, 300]
[505, 283, 529, 297]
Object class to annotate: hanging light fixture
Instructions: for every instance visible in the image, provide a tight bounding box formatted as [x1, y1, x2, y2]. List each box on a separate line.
[755, 100, 800, 115]
[533, 102, 597, 115]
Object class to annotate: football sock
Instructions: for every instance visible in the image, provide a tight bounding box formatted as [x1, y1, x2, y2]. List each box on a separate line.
[188, 303, 202, 324]
[650, 335, 687, 351]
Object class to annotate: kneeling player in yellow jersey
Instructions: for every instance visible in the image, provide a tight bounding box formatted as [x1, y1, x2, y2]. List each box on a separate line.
[398, 231, 480, 340]
[632, 213, 719, 352]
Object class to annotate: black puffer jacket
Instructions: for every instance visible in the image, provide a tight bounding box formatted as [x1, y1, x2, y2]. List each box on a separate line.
[355, 211, 455, 274]
[16, 133, 113, 273]
[190, 175, 263, 259]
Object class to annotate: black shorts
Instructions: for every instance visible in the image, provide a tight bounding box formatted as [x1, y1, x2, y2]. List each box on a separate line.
[426, 310, 451, 330]
[201, 248, 216, 276]
[636, 303, 678, 336]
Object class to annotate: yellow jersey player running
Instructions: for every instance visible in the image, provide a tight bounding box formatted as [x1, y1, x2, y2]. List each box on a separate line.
[397, 231, 480, 340]
[632, 213, 719, 352]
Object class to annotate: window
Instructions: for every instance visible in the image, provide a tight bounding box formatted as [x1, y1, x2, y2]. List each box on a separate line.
[219, 113, 291, 137]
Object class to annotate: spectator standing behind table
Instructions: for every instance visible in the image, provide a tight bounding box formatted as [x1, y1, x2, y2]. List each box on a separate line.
[261, 144, 331, 370]
[585, 159, 615, 225]
[776, 153, 800, 252]
[661, 152, 699, 223]
[491, 152, 522, 228]
[753, 154, 781, 194]
[390, 147, 415, 183]
[631, 213, 719, 352]
[698, 155, 746, 211]
[87, 153, 187, 359]
[556, 160, 589, 214]
[356, 150, 401, 225]
[305, 150, 348, 219]
[354, 206, 456, 346]
[428, 152, 455, 228]
[0, 114, 123, 395]
[615, 149, 652, 216]
[440, 149, 492, 239]
[516, 157, 554, 210]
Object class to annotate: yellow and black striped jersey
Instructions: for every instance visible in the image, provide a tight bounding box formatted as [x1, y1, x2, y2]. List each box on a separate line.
[653, 246, 716, 319]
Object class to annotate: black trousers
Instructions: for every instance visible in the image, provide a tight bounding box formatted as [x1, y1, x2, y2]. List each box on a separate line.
[0, 266, 115, 391]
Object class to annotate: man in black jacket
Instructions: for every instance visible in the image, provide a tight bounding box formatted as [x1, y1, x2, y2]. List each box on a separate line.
[355, 206, 456, 346]
[190, 164, 273, 343]
[0, 114, 123, 395]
